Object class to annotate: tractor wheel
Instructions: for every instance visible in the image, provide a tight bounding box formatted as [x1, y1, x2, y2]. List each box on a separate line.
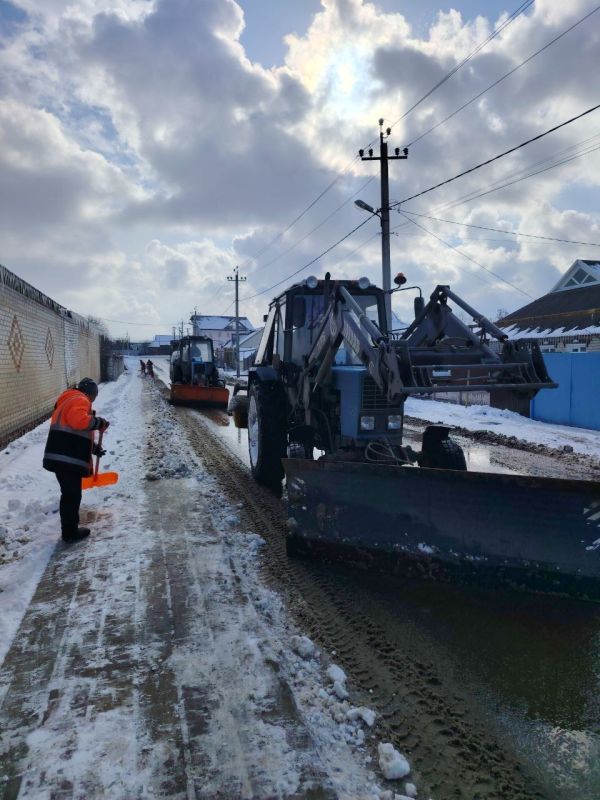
[248, 382, 287, 492]
[420, 437, 467, 471]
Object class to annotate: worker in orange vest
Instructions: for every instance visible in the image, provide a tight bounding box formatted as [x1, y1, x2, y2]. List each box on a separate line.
[43, 378, 110, 542]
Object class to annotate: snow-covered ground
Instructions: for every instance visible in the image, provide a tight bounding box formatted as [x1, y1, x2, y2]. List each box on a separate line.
[0, 359, 421, 799]
[0, 370, 141, 668]
[405, 397, 600, 458]
[2, 358, 597, 798]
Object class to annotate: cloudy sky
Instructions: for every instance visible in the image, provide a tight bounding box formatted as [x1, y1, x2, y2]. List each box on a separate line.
[1, 0, 599, 338]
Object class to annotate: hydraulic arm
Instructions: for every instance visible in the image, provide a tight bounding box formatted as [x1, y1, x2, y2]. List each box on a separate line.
[299, 283, 555, 406]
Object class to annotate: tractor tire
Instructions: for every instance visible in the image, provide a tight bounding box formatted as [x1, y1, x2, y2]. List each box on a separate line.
[247, 382, 287, 492]
[420, 437, 467, 471]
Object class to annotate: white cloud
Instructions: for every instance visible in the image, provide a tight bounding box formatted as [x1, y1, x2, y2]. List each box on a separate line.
[0, 0, 598, 336]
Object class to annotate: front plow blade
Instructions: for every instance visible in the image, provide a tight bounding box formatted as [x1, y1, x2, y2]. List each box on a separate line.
[283, 459, 600, 601]
[170, 383, 229, 408]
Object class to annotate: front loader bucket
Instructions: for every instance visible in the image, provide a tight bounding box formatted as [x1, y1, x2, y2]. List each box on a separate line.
[283, 459, 600, 601]
[170, 383, 229, 408]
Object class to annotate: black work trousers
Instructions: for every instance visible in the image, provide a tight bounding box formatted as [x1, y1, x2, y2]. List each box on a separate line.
[55, 471, 82, 537]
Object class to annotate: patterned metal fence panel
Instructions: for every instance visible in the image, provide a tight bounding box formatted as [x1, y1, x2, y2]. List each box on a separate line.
[0, 264, 102, 449]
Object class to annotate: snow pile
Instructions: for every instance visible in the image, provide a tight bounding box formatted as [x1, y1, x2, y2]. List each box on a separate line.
[405, 396, 600, 458]
[291, 634, 316, 659]
[378, 742, 411, 780]
[347, 706, 377, 727]
[326, 663, 350, 699]
[142, 409, 199, 481]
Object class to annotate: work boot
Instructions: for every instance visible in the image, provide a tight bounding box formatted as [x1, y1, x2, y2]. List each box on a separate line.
[62, 527, 91, 542]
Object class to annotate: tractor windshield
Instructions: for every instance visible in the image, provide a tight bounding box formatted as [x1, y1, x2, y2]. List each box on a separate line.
[289, 291, 382, 365]
[189, 341, 212, 362]
[289, 294, 327, 364]
[335, 294, 381, 365]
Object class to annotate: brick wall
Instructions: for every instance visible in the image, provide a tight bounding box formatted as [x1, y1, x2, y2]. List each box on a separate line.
[0, 264, 102, 449]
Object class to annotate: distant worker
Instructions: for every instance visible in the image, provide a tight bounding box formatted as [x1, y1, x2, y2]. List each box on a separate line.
[140, 359, 146, 375]
[146, 359, 154, 378]
[43, 378, 109, 542]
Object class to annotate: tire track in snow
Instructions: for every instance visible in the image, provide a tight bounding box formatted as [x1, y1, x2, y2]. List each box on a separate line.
[169, 393, 547, 800]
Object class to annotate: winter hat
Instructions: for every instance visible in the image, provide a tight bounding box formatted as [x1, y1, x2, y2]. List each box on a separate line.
[77, 378, 98, 398]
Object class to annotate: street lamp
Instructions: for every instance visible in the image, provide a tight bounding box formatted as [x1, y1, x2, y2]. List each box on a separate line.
[354, 199, 378, 215]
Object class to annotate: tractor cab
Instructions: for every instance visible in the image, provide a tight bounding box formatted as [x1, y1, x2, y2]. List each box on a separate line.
[169, 335, 229, 407]
[255, 276, 387, 369]
[183, 337, 217, 385]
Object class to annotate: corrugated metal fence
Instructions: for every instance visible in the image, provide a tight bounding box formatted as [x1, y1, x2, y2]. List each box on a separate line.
[531, 352, 600, 431]
[0, 264, 102, 449]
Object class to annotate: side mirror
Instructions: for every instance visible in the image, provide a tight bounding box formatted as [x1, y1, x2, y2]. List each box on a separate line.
[414, 296, 425, 318]
[292, 296, 306, 328]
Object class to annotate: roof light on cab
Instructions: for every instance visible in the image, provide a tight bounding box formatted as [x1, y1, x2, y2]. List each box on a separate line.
[357, 276, 371, 290]
[305, 275, 319, 289]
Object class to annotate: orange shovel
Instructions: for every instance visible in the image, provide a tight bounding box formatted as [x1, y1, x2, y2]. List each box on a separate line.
[82, 430, 119, 490]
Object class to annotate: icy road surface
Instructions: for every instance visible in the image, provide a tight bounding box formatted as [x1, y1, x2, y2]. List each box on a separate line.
[0, 364, 406, 799]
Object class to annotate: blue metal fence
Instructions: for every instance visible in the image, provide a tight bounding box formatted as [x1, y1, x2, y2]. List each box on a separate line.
[531, 353, 600, 431]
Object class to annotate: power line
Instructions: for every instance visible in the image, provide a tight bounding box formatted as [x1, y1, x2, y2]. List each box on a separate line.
[399, 212, 535, 298]
[250, 173, 345, 262]
[239, 115, 596, 311]
[405, 5, 600, 148]
[241, 2, 534, 304]
[226, 3, 553, 310]
[416, 129, 600, 214]
[389, 0, 534, 132]
[250, 177, 376, 275]
[242, 215, 376, 302]
[436, 141, 600, 211]
[383, 132, 600, 252]
[224, 6, 593, 314]
[391, 102, 600, 208]
[218, 175, 375, 314]
[401, 210, 600, 247]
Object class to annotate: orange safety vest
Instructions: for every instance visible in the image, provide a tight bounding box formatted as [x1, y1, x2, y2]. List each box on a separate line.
[43, 389, 98, 476]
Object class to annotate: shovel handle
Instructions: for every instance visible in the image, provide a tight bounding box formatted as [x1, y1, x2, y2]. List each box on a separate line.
[94, 430, 104, 479]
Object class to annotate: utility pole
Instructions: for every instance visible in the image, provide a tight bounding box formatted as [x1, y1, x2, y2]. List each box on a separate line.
[227, 265, 247, 378]
[359, 119, 408, 332]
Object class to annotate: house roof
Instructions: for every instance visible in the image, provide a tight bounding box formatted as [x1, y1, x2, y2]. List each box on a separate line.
[191, 315, 254, 331]
[549, 259, 600, 293]
[222, 327, 264, 350]
[498, 283, 600, 336]
[238, 327, 264, 349]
